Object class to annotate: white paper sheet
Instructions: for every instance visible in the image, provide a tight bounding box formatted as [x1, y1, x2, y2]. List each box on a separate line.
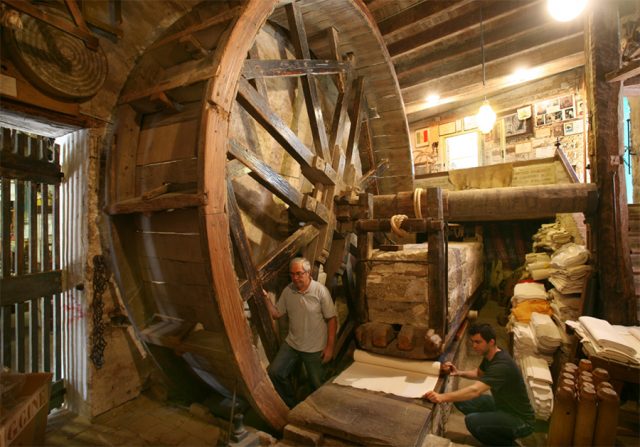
[333, 350, 440, 398]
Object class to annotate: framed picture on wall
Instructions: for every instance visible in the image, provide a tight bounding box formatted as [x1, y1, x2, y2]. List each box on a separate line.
[503, 113, 528, 137]
[415, 128, 429, 147]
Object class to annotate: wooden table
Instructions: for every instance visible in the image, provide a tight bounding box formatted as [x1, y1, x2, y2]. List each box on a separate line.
[286, 382, 436, 446]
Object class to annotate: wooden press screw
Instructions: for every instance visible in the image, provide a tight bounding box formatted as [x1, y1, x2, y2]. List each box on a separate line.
[573, 386, 597, 446]
[547, 386, 576, 447]
[593, 387, 620, 447]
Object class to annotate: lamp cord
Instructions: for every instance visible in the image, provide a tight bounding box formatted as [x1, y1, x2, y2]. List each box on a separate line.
[480, 7, 486, 90]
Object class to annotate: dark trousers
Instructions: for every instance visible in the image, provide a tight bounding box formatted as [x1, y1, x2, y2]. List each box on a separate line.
[267, 342, 325, 408]
[455, 395, 533, 446]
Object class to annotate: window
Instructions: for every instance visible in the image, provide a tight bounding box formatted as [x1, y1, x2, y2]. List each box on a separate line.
[445, 131, 480, 170]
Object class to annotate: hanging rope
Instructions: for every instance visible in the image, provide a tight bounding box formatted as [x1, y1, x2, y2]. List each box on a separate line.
[413, 187, 424, 219]
[390, 214, 410, 238]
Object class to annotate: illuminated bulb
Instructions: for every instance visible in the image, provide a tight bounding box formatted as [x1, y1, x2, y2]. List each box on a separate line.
[477, 101, 496, 134]
[425, 94, 440, 106]
[547, 0, 588, 22]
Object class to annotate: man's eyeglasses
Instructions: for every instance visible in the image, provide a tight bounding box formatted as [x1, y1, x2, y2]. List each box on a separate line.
[290, 271, 307, 277]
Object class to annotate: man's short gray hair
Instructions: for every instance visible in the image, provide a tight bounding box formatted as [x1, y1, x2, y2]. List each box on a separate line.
[290, 257, 311, 272]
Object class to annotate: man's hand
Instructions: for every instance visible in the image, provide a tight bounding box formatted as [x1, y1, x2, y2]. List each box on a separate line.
[441, 361, 459, 376]
[321, 345, 334, 364]
[424, 390, 445, 403]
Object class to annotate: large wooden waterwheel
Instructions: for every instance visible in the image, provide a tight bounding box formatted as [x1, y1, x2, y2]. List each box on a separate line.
[106, 0, 410, 429]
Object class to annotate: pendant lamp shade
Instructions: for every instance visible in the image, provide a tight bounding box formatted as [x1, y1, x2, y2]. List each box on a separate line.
[477, 101, 496, 134]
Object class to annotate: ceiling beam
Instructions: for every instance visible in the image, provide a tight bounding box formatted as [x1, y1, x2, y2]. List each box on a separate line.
[387, 0, 538, 58]
[377, 0, 469, 37]
[402, 33, 584, 112]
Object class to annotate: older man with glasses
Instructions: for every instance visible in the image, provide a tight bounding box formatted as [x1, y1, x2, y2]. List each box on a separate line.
[264, 257, 337, 408]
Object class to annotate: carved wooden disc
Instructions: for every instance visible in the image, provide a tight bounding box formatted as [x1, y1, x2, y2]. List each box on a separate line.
[5, 6, 108, 100]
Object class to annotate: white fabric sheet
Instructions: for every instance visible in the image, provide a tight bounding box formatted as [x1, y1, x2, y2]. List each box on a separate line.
[333, 349, 440, 398]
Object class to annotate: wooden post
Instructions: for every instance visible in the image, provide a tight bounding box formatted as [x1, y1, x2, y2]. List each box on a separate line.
[355, 193, 372, 324]
[426, 188, 446, 340]
[585, 1, 636, 324]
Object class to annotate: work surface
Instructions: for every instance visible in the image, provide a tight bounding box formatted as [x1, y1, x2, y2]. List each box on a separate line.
[287, 382, 436, 446]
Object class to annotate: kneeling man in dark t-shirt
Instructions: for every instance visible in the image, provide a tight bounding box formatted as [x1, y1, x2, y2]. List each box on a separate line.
[424, 323, 535, 446]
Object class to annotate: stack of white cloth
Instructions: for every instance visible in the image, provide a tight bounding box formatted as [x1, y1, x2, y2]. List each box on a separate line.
[524, 252, 552, 280]
[516, 354, 554, 421]
[567, 317, 640, 365]
[529, 312, 562, 355]
[549, 243, 592, 294]
[549, 288, 581, 323]
[511, 322, 536, 355]
[532, 223, 573, 251]
[512, 282, 548, 305]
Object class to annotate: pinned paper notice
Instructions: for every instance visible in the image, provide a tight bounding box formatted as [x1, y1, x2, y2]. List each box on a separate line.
[517, 106, 532, 120]
[333, 349, 440, 398]
[515, 142, 532, 154]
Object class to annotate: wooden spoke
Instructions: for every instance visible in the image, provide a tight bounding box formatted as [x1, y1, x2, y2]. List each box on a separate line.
[105, 192, 205, 215]
[228, 139, 328, 224]
[285, 2, 331, 162]
[236, 77, 336, 185]
[238, 225, 319, 300]
[242, 59, 350, 79]
[226, 179, 279, 360]
[346, 77, 365, 167]
[246, 44, 269, 99]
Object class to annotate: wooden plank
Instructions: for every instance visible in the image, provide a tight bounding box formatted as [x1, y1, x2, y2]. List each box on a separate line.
[388, 1, 521, 58]
[1, 128, 14, 153]
[42, 296, 51, 372]
[247, 44, 269, 100]
[112, 105, 140, 202]
[285, 2, 331, 162]
[378, 0, 468, 37]
[16, 302, 25, 371]
[0, 271, 63, 305]
[238, 225, 319, 300]
[355, 194, 372, 324]
[137, 157, 198, 194]
[148, 6, 241, 50]
[236, 78, 336, 185]
[226, 179, 279, 360]
[29, 299, 39, 371]
[287, 383, 432, 447]
[53, 293, 61, 379]
[0, 150, 62, 185]
[1, 306, 11, 368]
[13, 181, 24, 276]
[41, 184, 49, 270]
[426, 188, 446, 340]
[586, 1, 637, 325]
[242, 59, 350, 79]
[1, 178, 11, 276]
[345, 77, 365, 167]
[135, 232, 204, 263]
[105, 192, 205, 215]
[606, 59, 640, 83]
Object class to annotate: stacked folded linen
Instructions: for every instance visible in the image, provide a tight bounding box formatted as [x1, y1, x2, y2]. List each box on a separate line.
[530, 312, 562, 355]
[516, 354, 554, 420]
[512, 282, 548, 305]
[511, 322, 536, 355]
[525, 252, 551, 264]
[548, 288, 581, 322]
[566, 318, 640, 365]
[550, 243, 590, 269]
[532, 223, 573, 251]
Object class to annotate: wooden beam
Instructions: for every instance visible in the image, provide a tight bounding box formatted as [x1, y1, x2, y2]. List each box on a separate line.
[226, 179, 279, 361]
[378, 0, 469, 37]
[0, 151, 63, 184]
[236, 77, 336, 185]
[585, 1, 636, 325]
[238, 225, 319, 299]
[242, 59, 350, 79]
[426, 189, 446, 339]
[387, 1, 526, 58]
[105, 192, 205, 215]
[227, 139, 327, 224]
[606, 59, 640, 83]
[1, 178, 11, 277]
[0, 271, 63, 305]
[345, 77, 365, 167]
[3, 0, 99, 50]
[372, 184, 599, 222]
[285, 1, 331, 162]
[148, 6, 241, 50]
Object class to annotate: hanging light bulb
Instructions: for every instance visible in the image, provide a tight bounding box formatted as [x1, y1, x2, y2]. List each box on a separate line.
[476, 8, 496, 134]
[547, 0, 588, 22]
[477, 100, 496, 134]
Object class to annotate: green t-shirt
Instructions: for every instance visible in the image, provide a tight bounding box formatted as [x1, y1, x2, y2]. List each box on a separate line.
[479, 349, 535, 425]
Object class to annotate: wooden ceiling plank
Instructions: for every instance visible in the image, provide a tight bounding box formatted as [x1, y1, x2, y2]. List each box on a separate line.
[402, 34, 584, 107]
[378, 0, 469, 37]
[387, 0, 530, 58]
[236, 77, 336, 185]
